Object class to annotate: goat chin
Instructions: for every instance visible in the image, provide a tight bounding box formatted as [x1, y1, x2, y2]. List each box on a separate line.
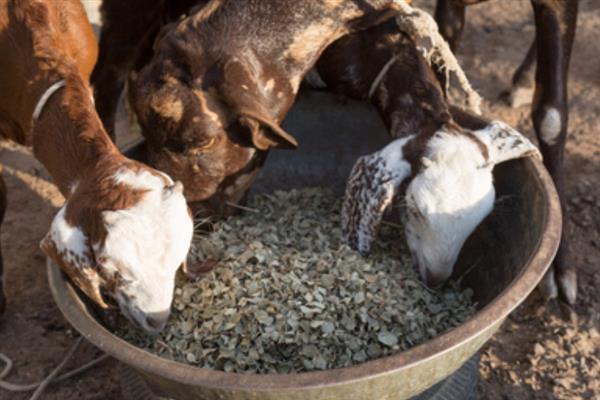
[404, 172, 495, 286]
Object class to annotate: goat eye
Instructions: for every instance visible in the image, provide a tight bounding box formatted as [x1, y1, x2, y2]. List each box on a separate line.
[189, 137, 217, 154]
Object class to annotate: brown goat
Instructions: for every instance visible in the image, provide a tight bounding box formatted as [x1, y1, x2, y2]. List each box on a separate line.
[93, 0, 403, 218]
[0, 0, 193, 334]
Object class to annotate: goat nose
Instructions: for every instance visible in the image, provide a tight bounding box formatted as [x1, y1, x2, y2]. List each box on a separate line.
[423, 270, 447, 288]
[145, 313, 169, 332]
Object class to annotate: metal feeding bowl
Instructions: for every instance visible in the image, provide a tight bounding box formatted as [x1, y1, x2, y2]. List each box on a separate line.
[47, 90, 561, 400]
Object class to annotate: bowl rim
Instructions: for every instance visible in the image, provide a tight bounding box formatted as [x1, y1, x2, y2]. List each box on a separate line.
[47, 111, 562, 392]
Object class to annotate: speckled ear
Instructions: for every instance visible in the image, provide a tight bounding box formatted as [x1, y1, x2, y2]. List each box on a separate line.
[41, 226, 108, 309]
[342, 137, 413, 254]
[475, 121, 542, 166]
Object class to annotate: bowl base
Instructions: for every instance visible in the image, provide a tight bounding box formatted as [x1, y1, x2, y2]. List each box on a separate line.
[118, 354, 480, 400]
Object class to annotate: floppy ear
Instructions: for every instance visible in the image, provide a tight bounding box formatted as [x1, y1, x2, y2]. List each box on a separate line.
[237, 109, 298, 150]
[40, 210, 108, 309]
[220, 59, 298, 150]
[342, 137, 414, 254]
[474, 121, 542, 166]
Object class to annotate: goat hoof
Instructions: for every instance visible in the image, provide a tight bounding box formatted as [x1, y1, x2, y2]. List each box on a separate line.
[557, 269, 577, 305]
[557, 301, 578, 324]
[539, 268, 558, 300]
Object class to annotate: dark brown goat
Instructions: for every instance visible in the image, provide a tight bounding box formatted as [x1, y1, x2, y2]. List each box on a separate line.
[93, 0, 403, 218]
[434, 0, 579, 305]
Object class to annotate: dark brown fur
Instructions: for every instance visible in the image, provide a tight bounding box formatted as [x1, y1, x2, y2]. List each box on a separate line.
[94, 0, 402, 217]
[91, 0, 200, 139]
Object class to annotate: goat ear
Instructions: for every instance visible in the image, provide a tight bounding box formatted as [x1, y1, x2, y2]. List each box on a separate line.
[219, 60, 298, 150]
[341, 137, 414, 254]
[238, 111, 298, 150]
[40, 210, 108, 309]
[475, 121, 542, 166]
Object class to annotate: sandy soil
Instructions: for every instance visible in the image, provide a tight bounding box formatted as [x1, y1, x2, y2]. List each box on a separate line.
[0, 1, 598, 399]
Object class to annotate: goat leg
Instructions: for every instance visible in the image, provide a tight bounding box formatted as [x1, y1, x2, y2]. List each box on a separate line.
[0, 173, 6, 314]
[530, 0, 578, 305]
[91, 0, 143, 140]
[434, 0, 467, 52]
[505, 39, 537, 108]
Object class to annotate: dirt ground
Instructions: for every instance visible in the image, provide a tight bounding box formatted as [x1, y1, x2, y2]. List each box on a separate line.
[0, 1, 598, 399]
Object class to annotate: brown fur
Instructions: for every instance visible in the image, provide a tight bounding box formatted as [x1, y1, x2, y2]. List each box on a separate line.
[0, 0, 172, 312]
[40, 233, 107, 308]
[95, 0, 401, 216]
[316, 19, 450, 140]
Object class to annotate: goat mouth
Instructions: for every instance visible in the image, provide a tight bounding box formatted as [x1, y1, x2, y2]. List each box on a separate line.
[412, 257, 446, 289]
[98, 288, 119, 309]
[189, 157, 264, 218]
[188, 190, 250, 219]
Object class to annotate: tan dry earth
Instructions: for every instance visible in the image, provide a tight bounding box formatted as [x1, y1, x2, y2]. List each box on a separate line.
[0, 0, 598, 399]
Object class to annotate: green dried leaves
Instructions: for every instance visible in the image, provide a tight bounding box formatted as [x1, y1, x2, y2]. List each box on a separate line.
[119, 188, 476, 374]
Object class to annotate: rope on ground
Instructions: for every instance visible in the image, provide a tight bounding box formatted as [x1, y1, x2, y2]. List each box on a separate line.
[393, 0, 482, 115]
[0, 337, 110, 399]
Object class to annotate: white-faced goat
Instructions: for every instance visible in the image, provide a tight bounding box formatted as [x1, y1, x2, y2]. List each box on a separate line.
[0, 0, 193, 334]
[342, 121, 540, 287]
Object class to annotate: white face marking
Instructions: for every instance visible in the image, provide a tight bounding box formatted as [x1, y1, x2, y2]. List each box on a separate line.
[113, 168, 172, 189]
[539, 107, 562, 145]
[99, 167, 193, 333]
[404, 131, 495, 286]
[43, 205, 106, 308]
